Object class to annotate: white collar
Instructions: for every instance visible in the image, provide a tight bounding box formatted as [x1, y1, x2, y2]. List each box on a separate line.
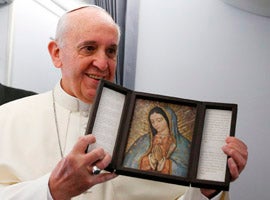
[53, 81, 91, 112]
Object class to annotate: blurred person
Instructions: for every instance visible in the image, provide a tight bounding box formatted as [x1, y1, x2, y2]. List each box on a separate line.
[0, 83, 36, 105]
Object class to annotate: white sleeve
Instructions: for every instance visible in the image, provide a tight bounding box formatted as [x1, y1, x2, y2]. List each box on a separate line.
[0, 173, 53, 200]
[177, 186, 229, 200]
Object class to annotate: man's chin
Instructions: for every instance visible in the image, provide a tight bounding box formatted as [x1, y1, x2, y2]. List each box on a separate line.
[83, 92, 96, 104]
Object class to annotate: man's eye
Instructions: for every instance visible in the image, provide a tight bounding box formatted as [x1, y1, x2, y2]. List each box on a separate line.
[106, 47, 117, 58]
[80, 46, 96, 55]
[84, 46, 95, 52]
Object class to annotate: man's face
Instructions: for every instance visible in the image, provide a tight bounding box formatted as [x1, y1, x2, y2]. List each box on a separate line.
[57, 13, 118, 104]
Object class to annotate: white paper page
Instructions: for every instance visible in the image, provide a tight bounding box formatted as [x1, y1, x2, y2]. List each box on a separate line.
[87, 87, 125, 155]
[196, 109, 232, 182]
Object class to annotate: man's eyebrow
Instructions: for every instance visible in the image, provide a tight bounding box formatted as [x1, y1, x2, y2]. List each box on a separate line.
[77, 41, 97, 48]
[108, 44, 118, 51]
[77, 41, 118, 48]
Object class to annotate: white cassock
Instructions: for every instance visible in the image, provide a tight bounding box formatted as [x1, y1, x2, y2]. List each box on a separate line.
[0, 82, 229, 200]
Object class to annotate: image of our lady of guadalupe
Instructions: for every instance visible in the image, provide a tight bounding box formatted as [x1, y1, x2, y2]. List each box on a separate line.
[123, 104, 193, 177]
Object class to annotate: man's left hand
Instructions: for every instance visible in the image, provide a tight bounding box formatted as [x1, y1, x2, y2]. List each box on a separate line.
[201, 136, 248, 198]
[222, 136, 248, 181]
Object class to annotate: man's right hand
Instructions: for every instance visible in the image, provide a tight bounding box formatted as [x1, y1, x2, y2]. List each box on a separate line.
[48, 134, 117, 200]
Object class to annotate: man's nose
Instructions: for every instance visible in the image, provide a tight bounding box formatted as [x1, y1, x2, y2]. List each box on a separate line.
[92, 51, 109, 71]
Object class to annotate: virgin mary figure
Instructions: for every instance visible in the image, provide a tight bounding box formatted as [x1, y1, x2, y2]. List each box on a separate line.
[123, 106, 191, 177]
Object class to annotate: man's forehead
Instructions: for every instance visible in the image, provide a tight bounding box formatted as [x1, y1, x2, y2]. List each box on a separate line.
[57, 5, 120, 45]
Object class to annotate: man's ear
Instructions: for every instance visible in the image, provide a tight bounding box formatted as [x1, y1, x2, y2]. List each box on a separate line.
[48, 41, 62, 68]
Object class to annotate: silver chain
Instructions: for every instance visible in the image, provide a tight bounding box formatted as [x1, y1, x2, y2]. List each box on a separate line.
[52, 89, 71, 159]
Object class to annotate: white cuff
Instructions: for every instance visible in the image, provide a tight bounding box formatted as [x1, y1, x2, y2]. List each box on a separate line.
[0, 173, 51, 200]
[47, 174, 54, 200]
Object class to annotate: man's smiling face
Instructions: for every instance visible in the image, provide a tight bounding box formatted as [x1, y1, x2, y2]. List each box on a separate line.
[53, 7, 119, 103]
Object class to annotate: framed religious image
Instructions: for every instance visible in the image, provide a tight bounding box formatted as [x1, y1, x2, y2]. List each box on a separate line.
[85, 79, 237, 191]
